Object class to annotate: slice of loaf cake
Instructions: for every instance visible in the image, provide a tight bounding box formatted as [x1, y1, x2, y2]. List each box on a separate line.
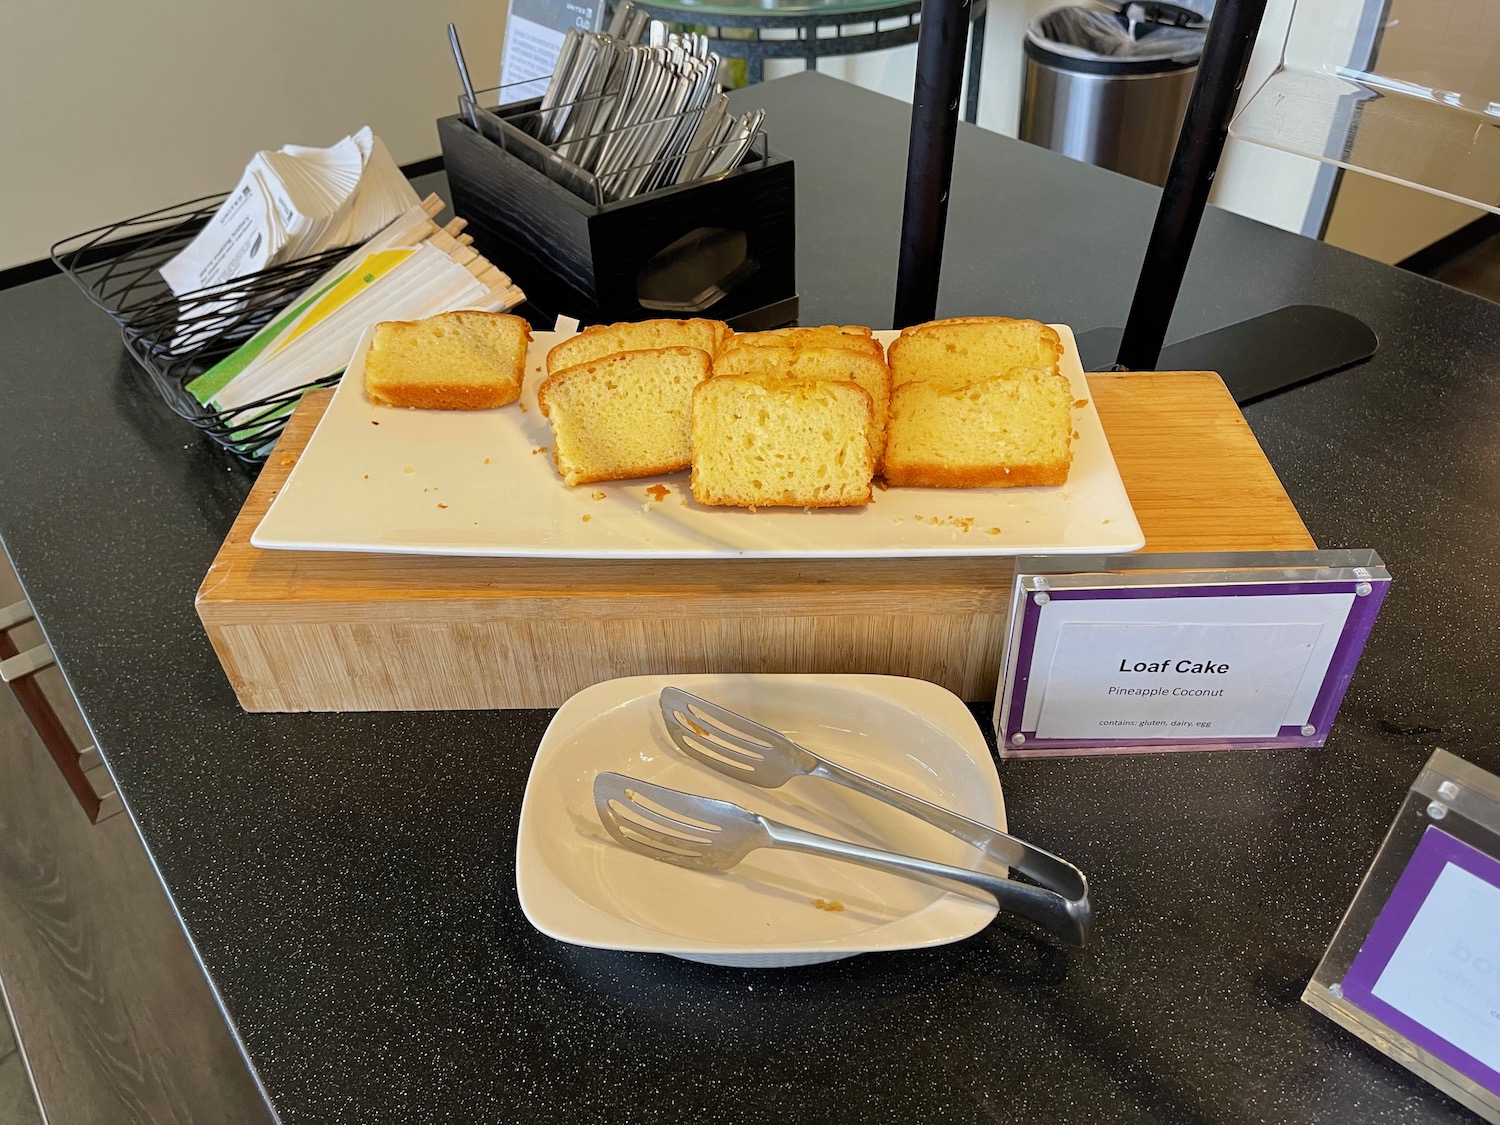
[537, 347, 711, 487]
[717, 325, 883, 361]
[364, 311, 531, 410]
[887, 318, 1063, 386]
[883, 366, 1074, 488]
[691, 374, 875, 508]
[711, 345, 892, 470]
[545, 318, 730, 375]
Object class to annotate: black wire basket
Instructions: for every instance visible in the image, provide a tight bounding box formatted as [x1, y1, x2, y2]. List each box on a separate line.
[51, 195, 361, 462]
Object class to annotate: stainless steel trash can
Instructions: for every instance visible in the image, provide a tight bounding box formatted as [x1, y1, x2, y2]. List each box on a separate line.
[1019, 2, 1207, 186]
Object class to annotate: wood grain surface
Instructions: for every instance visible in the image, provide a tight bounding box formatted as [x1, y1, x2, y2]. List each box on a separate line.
[0, 984, 40, 1125]
[0, 561, 273, 1125]
[198, 372, 1314, 710]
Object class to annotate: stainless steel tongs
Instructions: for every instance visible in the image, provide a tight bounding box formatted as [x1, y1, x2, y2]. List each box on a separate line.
[642, 687, 1093, 947]
[595, 772, 1090, 947]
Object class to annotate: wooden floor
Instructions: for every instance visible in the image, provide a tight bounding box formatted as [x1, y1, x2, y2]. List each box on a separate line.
[0, 558, 273, 1125]
[0, 985, 41, 1125]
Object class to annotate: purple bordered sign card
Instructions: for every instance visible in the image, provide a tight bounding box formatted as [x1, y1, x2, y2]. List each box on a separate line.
[993, 550, 1390, 757]
[1304, 750, 1500, 1123]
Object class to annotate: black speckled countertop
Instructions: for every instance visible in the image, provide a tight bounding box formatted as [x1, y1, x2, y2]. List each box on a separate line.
[2, 73, 1498, 1125]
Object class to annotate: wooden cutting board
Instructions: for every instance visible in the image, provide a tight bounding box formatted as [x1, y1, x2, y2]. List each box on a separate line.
[197, 373, 1313, 711]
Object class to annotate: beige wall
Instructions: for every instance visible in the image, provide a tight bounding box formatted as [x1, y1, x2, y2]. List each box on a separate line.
[1209, 0, 1330, 235]
[1324, 174, 1483, 264]
[0, 0, 506, 270]
[1318, 0, 1495, 263]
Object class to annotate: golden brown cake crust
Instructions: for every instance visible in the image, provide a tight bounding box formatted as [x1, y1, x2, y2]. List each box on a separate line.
[545, 319, 725, 374]
[896, 315, 1054, 338]
[536, 346, 706, 418]
[690, 491, 874, 508]
[887, 318, 1063, 384]
[553, 455, 691, 487]
[880, 459, 1071, 489]
[717, 326, 883, 361]
[366, 383, 519, 411]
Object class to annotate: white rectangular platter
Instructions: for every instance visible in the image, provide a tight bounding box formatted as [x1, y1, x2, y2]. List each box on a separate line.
[251, 324, 1144, 558]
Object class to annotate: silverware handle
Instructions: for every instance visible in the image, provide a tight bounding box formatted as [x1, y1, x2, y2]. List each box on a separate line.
[447, 24, 478, 104]
[762, 819, 1090, 948]
[811, 758, 1088, 901]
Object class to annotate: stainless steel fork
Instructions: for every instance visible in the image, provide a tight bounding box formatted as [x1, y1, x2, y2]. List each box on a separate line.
[659, 686, 1092, 946]
[594, 772, 1089, 947]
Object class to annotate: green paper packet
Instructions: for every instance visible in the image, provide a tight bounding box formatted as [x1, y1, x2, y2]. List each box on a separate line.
[185, 271, 349, 407]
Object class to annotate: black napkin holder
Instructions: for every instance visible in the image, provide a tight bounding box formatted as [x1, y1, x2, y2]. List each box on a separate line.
[437, 108, 798, 329]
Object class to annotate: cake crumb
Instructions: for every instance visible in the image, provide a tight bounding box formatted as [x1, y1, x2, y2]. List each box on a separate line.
[371, 420, 380, 426]
[875, 479, 889, 491]
[592, 491, 606, 501]
[483, 457, 491, 465]
[1073, 430, 1081, 440]
[1074, 398, 1088, 408]
[278, 455, 295, 466]
[403, 465, 414, 474]
[646, 484, 670, 502]
[518, 402, 528, 413]
[581, 514, 591, 522]
[922, 514, 976, 532]
[437, 503, 447, 509]
[812, 898, 845, 912]
[363, 474, 369, 479]
[532, 446, 547, 455]
[988, 527, 1001, 535]
[1103, 518, 1111, 525]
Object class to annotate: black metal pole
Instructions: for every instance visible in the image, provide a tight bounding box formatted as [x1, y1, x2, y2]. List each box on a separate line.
[1114, 0, 1270, 370]
[893, 0, 971, 328]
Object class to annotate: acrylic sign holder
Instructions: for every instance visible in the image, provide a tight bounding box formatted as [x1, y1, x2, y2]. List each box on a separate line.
[994, 550, 1391, 757]
[1230, 0, 1500, 214]
[1304, 749, 1500, 1124]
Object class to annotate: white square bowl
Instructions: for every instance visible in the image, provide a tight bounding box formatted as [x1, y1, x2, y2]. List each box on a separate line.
[516, 674, 1005, 967]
